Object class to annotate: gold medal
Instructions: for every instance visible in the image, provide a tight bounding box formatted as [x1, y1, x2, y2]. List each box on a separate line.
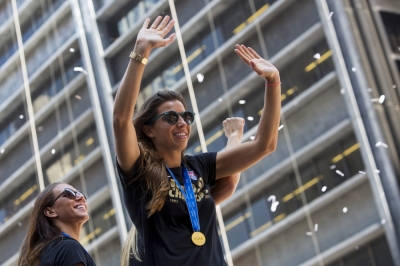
[191, 232, 206, 246]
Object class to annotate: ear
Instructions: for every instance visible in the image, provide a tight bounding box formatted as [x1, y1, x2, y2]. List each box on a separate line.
[142, 125, 155, 138]
[44, 207, 58, 218]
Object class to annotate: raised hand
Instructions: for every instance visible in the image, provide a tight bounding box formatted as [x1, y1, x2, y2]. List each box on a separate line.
[234, 44, 279, 83]
[223, 117, 245, 139]
[135, 16, 176, 52]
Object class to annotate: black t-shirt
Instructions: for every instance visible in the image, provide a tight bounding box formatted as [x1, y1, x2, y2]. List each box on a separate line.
[117, 152, 226, 266]
[40, 237, 96, 266]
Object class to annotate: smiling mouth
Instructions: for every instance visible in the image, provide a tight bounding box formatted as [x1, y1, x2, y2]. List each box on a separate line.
[174, 133, 187, 137]
[74, 205, 86, 210]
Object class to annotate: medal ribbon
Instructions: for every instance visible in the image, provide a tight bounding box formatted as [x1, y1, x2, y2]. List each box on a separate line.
[166, 164, 200, 232]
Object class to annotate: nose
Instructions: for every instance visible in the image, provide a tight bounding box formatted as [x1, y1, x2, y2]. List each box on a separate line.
[75, 192, 86, 202]
[176, 115, 186, 127]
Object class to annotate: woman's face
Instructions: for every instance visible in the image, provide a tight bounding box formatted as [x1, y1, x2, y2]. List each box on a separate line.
[48, 184, 89, 224]
[145, 100, 191, 153]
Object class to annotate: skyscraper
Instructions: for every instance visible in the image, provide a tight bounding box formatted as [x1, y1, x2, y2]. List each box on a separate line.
[0, 0, 399, 265]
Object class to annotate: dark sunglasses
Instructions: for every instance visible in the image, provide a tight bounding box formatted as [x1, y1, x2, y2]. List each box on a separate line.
[147, 111, 195, 125]
[51, 188, 87, 206]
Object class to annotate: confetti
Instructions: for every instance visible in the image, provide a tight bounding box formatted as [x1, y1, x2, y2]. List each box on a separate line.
[250, 136, 255, 140]
[340, 88, 345, 95]
[19, 115, 24, 119]
[247, 116, 254, 121]
[239, 100, 246, 104]
[374, 169, 380, 174]
[314, 224, 318, 232]
[327, 12, 333, 20]
[330, 165, 336, 170]
[306, 232, 313, 236]
[218, 98, 222, 102]
[0, 148, 4, 154]
[69, 48, 75, 52]
[51, 149, 56, 154]
[336, 170, 344, 176]
[358, 171, 366, 174]
[74, 67, 88, 75]
[351, 67, 356, 72]
[343, 207, 348, 213]
[313, 53, 321, 60]
[381, 219, 386, 224]
[196, 73, 204, 83]
[278, 125, 284, 130]
[375, 141, 388, 148]
[75, 95, 81, 100]
[321, 186, 327, 192]
[379, 95, 385, 104]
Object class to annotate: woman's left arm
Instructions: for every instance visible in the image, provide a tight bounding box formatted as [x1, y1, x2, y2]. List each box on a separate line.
[211, 117, 244, 205]
[216, 45, 281, 178]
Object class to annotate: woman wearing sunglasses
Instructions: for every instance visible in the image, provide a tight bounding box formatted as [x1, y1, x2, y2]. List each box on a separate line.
[18, 183, 96, 266]
[113, 15, 280, 265]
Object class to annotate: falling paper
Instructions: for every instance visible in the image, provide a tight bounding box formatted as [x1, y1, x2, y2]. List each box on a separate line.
[336, 170, 344, 176]
[328, 12, 333, 20]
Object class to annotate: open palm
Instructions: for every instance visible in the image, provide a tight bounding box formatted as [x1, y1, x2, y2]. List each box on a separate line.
[234, 44, 279, 82]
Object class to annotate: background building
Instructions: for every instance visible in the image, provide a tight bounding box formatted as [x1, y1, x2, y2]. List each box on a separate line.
[0, 0, 399, 265]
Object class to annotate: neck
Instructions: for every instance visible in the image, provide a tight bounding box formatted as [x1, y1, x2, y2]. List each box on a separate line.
[57, 222, 82, 240]
[159, 150, 182, 168]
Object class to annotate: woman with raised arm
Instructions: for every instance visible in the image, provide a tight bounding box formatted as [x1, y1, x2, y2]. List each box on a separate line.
[18, 183, 96, 266]
[113, 15, 280, 266]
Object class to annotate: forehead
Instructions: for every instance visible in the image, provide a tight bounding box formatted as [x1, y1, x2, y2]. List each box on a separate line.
[52, 184, 75, 195]
[157, 100, 185, 113]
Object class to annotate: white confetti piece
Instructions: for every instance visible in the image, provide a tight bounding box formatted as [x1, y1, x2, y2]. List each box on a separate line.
[250, 136, 255, 140]
[375, 141, 388, 148]
[358, 171, 366, 174]
[278, 125, 284, 130]
[306, 232, 313, 236]
[196, 73, 204, 83]
[19, 115, 24, 119]
[321, 186, 327, 192]
[75, 95, 81, 100]
[340, 88, 345, 95]
[381, 219, 386, 224]
[379, 95, 385, 104]
[352, 67, 356, 72]
[69, 48, 75, 52]
[0, 148, 4, 154]
[336, 170, 344, 176]
[374, 169, 380, 174]
[314, 224, 318, 232]
[313, 53, 321, 60]
[51, 149, 56, 154]
[330, 165, 336, 170]
[327, 12, 333, 20]
[343, 207, 348, 213]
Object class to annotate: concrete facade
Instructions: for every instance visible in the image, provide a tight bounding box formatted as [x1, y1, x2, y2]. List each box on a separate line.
[0, 0, 399, 265]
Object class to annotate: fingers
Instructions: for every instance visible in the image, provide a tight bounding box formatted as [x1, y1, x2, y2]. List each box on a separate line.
[149, 16, 163, 29]
[248, 47, 261, 59]
[158, 16, 171, 31]
[235, 48, 250, 66]
[142, 18, 150, 29]
[164, 33, 176, 45]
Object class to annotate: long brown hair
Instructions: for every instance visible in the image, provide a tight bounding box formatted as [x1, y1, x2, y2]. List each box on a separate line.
[133, 90, 187, 217]
[18, 182, 62, 266]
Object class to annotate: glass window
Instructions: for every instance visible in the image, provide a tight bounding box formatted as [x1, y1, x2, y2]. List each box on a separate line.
[381, 12, 400, 54]
[0, 175, 38, 225]
[43, 124, 99, 184]
[80, 200, 117, 245]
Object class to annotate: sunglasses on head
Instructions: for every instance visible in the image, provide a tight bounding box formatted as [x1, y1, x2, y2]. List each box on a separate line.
[51, 188, 87, 206]
[147, 111, 195, 125]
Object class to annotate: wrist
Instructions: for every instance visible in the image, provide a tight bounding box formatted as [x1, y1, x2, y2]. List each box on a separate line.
[133, 41, 152, 58]
[264, 72, 280, 84]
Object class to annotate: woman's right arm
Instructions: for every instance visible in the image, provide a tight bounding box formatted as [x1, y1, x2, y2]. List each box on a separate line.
[113, 16, 175, 176]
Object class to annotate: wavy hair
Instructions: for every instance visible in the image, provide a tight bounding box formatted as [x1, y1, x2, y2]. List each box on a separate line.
[18, 182, 62, 266]
[133, 90, 187, 217]
[121, 91, 187, 263]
